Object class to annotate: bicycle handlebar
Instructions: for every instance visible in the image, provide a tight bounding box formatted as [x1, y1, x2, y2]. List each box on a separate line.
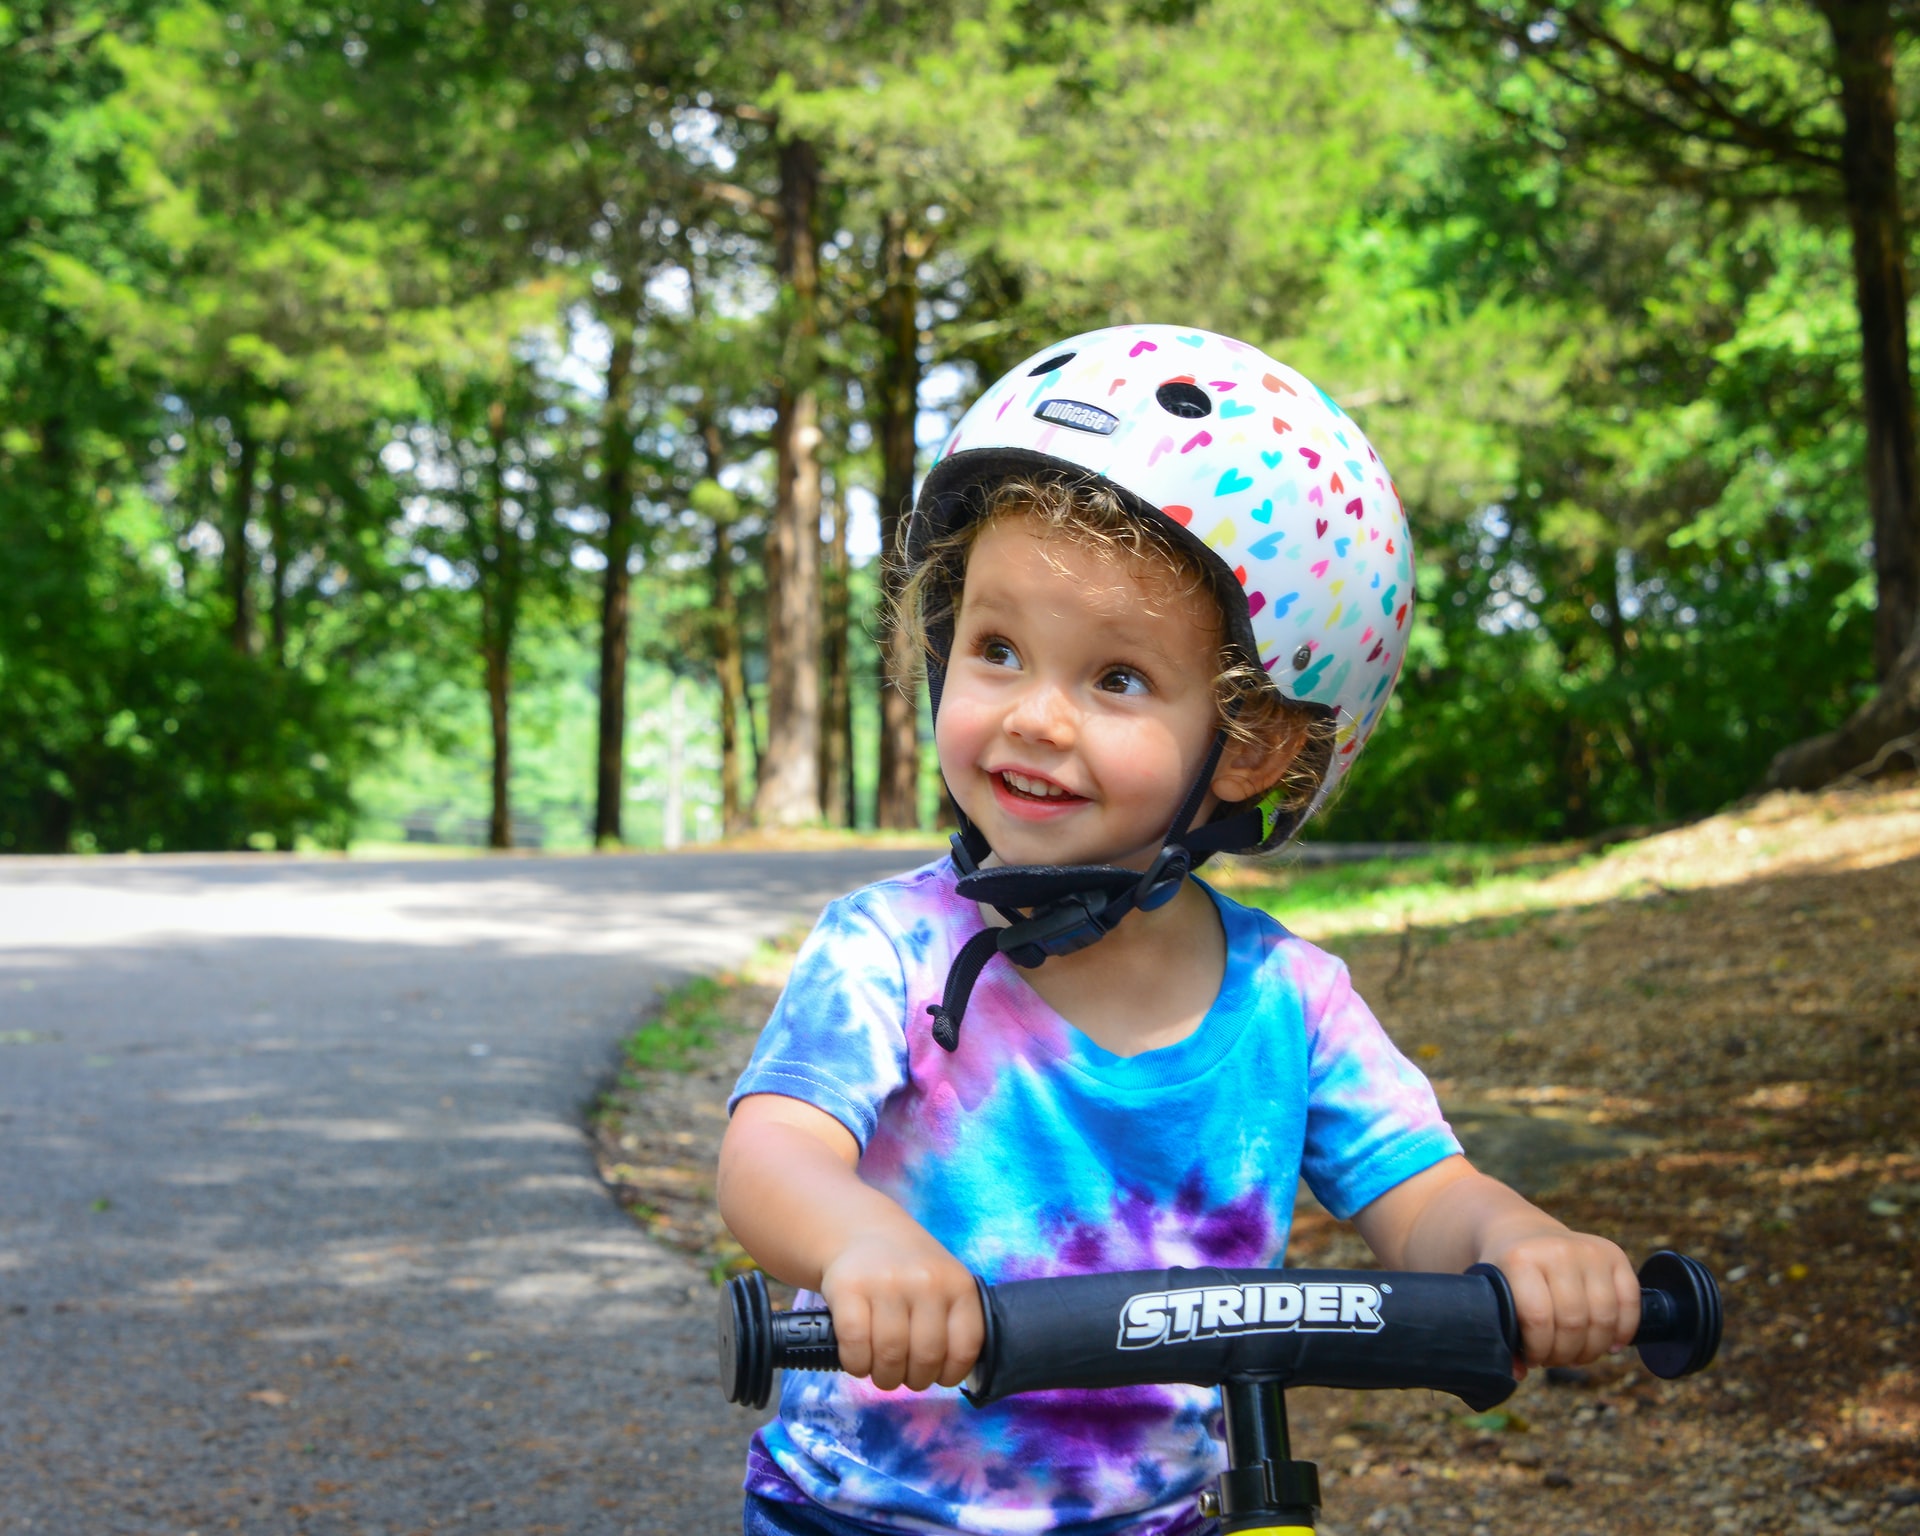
[719, 1250, 1720, 1413]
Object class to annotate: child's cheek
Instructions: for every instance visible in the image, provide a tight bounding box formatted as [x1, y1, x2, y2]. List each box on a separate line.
[933, 695, 988, 783]
[1085, 715, 1181, 808]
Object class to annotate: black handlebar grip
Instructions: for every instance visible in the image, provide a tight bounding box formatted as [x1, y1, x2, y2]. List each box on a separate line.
[718, 1253, 1722, 1412]
[966, 1266, 1520, 1411]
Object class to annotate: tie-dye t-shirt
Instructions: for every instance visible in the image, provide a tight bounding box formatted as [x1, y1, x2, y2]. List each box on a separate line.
[729, 857, 1458, 1536]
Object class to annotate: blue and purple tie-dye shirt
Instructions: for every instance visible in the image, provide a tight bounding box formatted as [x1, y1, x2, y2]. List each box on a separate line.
[730, 857, 1458, 1536]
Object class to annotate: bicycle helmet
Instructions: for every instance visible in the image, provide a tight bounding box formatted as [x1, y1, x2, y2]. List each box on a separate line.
[911, 323, 1413, 1048]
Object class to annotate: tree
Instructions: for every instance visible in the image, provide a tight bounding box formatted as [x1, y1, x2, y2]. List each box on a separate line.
[872, 208, 927, 828]
[1405, 1, 1919, 786]
[754, 134, 828, 825]
[1, 0, 439, 852]
[398, 315, 577, 847]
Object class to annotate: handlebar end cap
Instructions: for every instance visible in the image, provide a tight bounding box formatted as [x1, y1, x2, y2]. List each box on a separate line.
[721, 1270, 776, 1409]
[1635, 1251, 1722, 1379]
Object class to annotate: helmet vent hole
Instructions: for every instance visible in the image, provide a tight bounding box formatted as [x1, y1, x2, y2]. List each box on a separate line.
[1155, 381, 1213, 420]
[1028, 352, 1076, 376]
[1291, 645, 1313, 671]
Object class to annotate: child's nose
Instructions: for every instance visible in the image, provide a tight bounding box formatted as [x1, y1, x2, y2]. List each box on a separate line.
[1004, 680, 1077, 747]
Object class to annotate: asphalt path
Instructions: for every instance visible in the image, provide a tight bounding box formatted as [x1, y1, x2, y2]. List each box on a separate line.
[0, 848, 934, 1536]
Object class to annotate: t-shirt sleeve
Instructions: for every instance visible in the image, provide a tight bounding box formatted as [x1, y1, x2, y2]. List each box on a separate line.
[727, 894, 912, 1149]
[1295, 944, 1461, 1220]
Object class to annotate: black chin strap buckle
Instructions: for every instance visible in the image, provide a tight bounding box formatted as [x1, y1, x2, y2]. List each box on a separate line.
[998, 888, 1117, 968]
[1133, 844, 1190, 913]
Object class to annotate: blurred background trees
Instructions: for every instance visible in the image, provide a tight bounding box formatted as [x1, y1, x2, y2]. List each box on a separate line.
[3, 0, 1913, 853]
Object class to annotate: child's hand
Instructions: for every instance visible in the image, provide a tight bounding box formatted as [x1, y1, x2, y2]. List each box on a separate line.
[1479, 1221, 1640, 1376]
[720, 1094, 985, 1394]
[820, 1228, 985, 1393]
[1351, 1156, 1641, 1378]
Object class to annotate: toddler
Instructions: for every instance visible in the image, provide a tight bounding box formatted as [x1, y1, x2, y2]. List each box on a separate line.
[718, 325, 1639, 1536]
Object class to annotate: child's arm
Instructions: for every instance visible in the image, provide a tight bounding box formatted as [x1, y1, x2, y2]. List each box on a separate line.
[718, 1093, 985, 1393]
[1351, 1155, 1640, 1375]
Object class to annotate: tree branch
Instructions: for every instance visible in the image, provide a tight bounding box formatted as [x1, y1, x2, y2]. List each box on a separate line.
[7, 19, 112, 56]
[1552, 9, 1842, 169]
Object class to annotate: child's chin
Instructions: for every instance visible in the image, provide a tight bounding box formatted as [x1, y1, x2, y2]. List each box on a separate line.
[990, 828, 1150, 870]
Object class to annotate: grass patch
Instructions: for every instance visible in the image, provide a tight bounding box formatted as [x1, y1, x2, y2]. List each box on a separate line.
[592, 932, 807, 1277]
[619, 974, 738, 1075]
[1212, 845, 1597, 939]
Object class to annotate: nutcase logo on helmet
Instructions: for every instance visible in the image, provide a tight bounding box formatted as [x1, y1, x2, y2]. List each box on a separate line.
[1034, 398, 1120, 436]
[1116, 1282, 1386, 1349]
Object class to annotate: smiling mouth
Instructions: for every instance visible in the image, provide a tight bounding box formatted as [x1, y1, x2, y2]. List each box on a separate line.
[996, 770, 1084, 803]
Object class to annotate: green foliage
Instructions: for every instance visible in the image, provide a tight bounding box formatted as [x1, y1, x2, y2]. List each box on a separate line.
[0, 489, 361, 851]
[621, 975, 733, 1074]
[2, 0, 1908, 851]
[1315, 59, 1884, 839]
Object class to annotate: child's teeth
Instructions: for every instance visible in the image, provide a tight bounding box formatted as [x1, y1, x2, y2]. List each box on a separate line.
[1005, 772, 1064, 798]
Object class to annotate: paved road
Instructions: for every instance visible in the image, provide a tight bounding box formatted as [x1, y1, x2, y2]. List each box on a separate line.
[0, 849, 934, 1536]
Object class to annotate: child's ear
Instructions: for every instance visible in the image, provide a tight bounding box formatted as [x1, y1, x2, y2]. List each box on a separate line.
[1209, 717, 1307, 807]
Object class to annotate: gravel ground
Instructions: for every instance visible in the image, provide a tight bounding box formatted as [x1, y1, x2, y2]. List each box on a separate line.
[0, 846, 934, 1536]
[595, 782, 1920, 1536]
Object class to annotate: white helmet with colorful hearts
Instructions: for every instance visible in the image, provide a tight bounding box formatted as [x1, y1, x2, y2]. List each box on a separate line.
[911, 323, 1413, 848]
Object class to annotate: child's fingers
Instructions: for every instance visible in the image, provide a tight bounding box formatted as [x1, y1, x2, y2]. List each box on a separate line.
[1506, 1261, 1557, 1367]
[1539, 1262, 1593, 1366]
[1576, 1261, 1621, 1365]
[937, 1285, 987, 1389]
[866, 1290, 912, 1391]
[832, 1292, 875, 1382]
[904, 1288, 953, 1392]
[1490, 1235, 1644, 1369]
[1611, 1250, 1642, 1350]
[1516, 1253, 1606, 1366]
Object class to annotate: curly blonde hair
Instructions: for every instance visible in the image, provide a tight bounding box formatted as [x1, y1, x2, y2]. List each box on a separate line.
[894, 473, 1333, 827]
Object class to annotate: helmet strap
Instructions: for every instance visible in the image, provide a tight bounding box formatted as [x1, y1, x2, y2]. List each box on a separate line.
[929, 727, 1256, 1051]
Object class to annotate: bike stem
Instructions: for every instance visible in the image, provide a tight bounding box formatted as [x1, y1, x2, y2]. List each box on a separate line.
[1200, 1377, 1321, 1534]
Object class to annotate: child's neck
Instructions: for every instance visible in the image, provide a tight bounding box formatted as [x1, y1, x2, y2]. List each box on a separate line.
[978, 877, 1227, 1058]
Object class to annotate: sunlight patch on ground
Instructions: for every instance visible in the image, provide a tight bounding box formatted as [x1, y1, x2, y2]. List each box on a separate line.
[1217, 778, 1920, 942]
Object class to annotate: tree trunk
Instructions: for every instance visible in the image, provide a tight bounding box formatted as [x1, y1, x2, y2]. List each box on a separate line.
[226, 423, 258, 656]
[713, 518, 748, 835]
[746, 682, 765, 792]
[754, 136, 824, 828]
[1602, 552, 1660, 809]
[837, 539, 855, 829]
[483, 399, 518, 851]
[874, 207, 923, 829]
[483, 631, 513, 849]
[267, 450, 291, 667]
[1767, 610, 1920, 788]
[593, 316, 638, 846]
[1769, 2, 1920, 789]
[818, 476, 852, 825]
[1822, 0, 1919, 681]
[701, 418, 750, 836]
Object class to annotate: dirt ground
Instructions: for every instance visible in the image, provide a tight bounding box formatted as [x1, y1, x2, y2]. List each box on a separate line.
[593, 779, 1920, 1536]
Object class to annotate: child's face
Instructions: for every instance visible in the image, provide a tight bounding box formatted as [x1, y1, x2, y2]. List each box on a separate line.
[936, 517, 1231, 872]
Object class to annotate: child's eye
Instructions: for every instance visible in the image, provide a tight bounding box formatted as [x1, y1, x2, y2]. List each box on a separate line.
[979, 637, 1021, 669]
[1097, 666, 1149, 696]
